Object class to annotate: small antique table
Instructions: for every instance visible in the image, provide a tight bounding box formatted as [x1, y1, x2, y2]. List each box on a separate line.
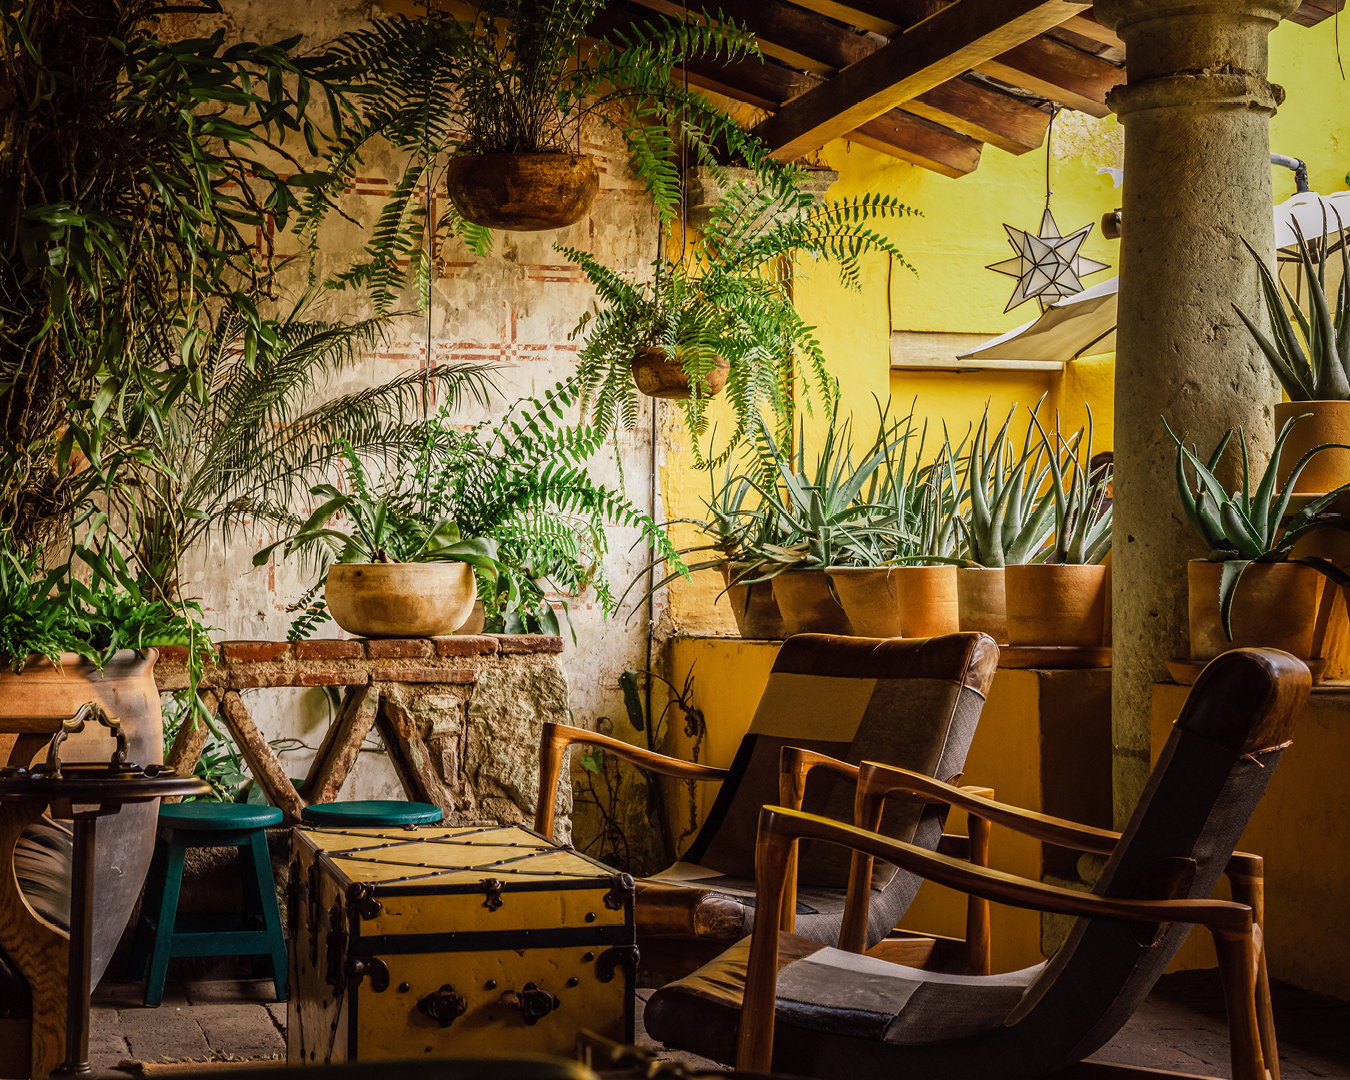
[0, 703, 209, 1077]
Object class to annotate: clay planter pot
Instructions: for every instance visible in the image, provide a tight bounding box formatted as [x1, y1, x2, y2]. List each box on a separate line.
[0, 650, 163, 987]
[325, 562, 477, 638]
[720, 564, 786, 640]
[893, 565, 961, 638]
[1187, 559, 1321, 660]
[455, 600, 487, 636]
[1274, 400, 1350, 494]
[957, 566, 1008, 644]
[827, 568, 903, 638]
[1005, 563, 1108, 647]
[770, 570, 854, 637]
[444, 152, 599, 231]
[631, 347, 730, 401]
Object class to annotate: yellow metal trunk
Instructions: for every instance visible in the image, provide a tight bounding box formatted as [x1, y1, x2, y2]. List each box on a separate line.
[288, 824, 635, 1064]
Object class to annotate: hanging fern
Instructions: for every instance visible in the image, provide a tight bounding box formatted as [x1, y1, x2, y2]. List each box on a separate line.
[299, 0, 777, 313]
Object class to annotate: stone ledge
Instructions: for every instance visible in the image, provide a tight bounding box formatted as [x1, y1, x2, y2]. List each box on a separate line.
[153, 635, 563, 691]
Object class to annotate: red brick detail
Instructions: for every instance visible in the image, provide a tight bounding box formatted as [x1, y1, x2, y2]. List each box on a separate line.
[493, 635, 565, 655]
[156, 646, 190, 664]
[364, 638, 435, 659]
[222, 640, 291, 663]
[370, 666, 478, 684]
[229, 669, 369, 689]
[295, 639, 366, 660]
[433, 635, 499, 657]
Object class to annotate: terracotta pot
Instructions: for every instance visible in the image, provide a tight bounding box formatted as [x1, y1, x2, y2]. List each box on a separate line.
[1274, 400, 1350, 494]
[454, 600, 487, 636]
[0, 650, 163, 987]
[444, 152, 599, 231]
[827, 568, 903, 638]
[894, 565, 961, 638]
[770, 570, 853, 636]
[326, 562, 477, 638]
[720, 564, 786, 640]
[1187, 559, 1321, 660]
[957, 566, 1008, 644]
[1005, 564, 1108, 647]
[631, 347, 730, 401]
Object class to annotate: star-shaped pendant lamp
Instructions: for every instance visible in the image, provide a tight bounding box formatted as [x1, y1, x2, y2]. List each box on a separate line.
[987, 208, 1111, 313]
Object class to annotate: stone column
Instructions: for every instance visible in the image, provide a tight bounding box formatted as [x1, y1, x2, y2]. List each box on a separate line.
[1096, 0, 1294, 826]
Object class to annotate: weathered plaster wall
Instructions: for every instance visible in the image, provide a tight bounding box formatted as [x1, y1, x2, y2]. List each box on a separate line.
[174, 0, 672, 871]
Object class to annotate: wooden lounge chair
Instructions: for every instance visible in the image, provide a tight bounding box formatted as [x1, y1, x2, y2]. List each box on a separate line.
[535, 632, 999, 977]
[643, 647, 1309, 1080]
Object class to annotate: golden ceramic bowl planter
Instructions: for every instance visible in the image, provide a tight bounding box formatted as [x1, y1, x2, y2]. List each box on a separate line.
[325, 562, 478, 638]
[1004, 564, 1108, 647]
[0, 650, 163, 986]
[1273, 400, 1350, 494]
[770, 569, 854, 637]
[455, 599, 488, 636]
[1187, 559, 1321, 660]
[720, 563, 786, 640]
[631, 347, 730, 401]
[444, 152, 600, 231]
[827, 568, 904, 638]
[957, 566, 1008, 644]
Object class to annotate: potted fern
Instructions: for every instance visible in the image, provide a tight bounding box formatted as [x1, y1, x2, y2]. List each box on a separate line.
[953, 400, 1057, 644]
[1170, 414, 1350, 665]
[566, 177, 911, 462]
[317, 0, 762, 245]
[1003, 411, 1113, 648]
[1235, 217, 1350, 494]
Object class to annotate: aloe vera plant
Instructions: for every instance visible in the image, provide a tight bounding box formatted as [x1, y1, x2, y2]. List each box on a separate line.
[1168, 413, 1350, 638]
[957, 399, 1057, 567]
[1029, 408, 1112, 565]
[1234, 217, 1350, 400]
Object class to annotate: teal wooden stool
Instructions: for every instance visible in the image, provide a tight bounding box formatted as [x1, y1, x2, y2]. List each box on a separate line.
[128, 803, 287, 1007]
[300, 800, 443, 828]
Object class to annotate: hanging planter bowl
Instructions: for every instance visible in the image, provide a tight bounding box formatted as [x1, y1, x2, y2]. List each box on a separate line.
[325, 562, 477, 638]
[445, 152, 600, 231]
[631, 346, 730, 401]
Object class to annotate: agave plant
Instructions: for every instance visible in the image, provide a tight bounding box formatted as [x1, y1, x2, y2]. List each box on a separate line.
[1234, 216, 1350, 401]
[956, 399, 1057, 568]
[1168, 413, 1350, 638]
[1029, 409, 1112, 566]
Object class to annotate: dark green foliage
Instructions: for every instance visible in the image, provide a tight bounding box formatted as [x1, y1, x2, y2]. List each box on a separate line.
[306, 0, 767, 313]
[0, 0, 355, 543]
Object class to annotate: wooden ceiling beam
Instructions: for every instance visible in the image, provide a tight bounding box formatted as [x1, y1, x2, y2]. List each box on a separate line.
[1058, 10, 1125, 49]
[750, 0, 1091, 160]
[975, 36, 1124, 118]
[907, 80, 1048, 155]
[773, 0, 951, 38]
[1288, 0, 1344, 25]
[628, 0, 1049, 156]
[849, 109, 983, 177]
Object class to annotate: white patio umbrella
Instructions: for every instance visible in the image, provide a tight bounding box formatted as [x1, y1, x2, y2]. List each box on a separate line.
[956, 189, 1350, 365]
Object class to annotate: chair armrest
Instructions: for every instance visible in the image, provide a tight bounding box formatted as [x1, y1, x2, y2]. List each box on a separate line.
[534, 722, 730, 838]
[858, 760, 1121, 855]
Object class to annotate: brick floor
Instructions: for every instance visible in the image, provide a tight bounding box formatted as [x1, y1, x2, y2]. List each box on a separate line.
[88, 970, 1350, 1077]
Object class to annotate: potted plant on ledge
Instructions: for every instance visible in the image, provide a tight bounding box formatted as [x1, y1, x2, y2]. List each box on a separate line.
[1003, 412, 1113, 648]
[1235, 217, 1350, 494]
[1169, 414, 1350, 675]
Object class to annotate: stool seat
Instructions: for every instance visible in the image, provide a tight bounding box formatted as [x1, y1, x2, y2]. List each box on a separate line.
[301, 800, 444, 827]
[159, 803, 283, 830]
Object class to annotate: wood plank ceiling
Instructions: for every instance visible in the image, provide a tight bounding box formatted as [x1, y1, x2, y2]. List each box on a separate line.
[597, 0, 1344, 179]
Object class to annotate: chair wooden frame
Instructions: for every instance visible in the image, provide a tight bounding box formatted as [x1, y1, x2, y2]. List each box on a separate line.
[778, 747, 993, 975]
[735, 773, 1277, 1080]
